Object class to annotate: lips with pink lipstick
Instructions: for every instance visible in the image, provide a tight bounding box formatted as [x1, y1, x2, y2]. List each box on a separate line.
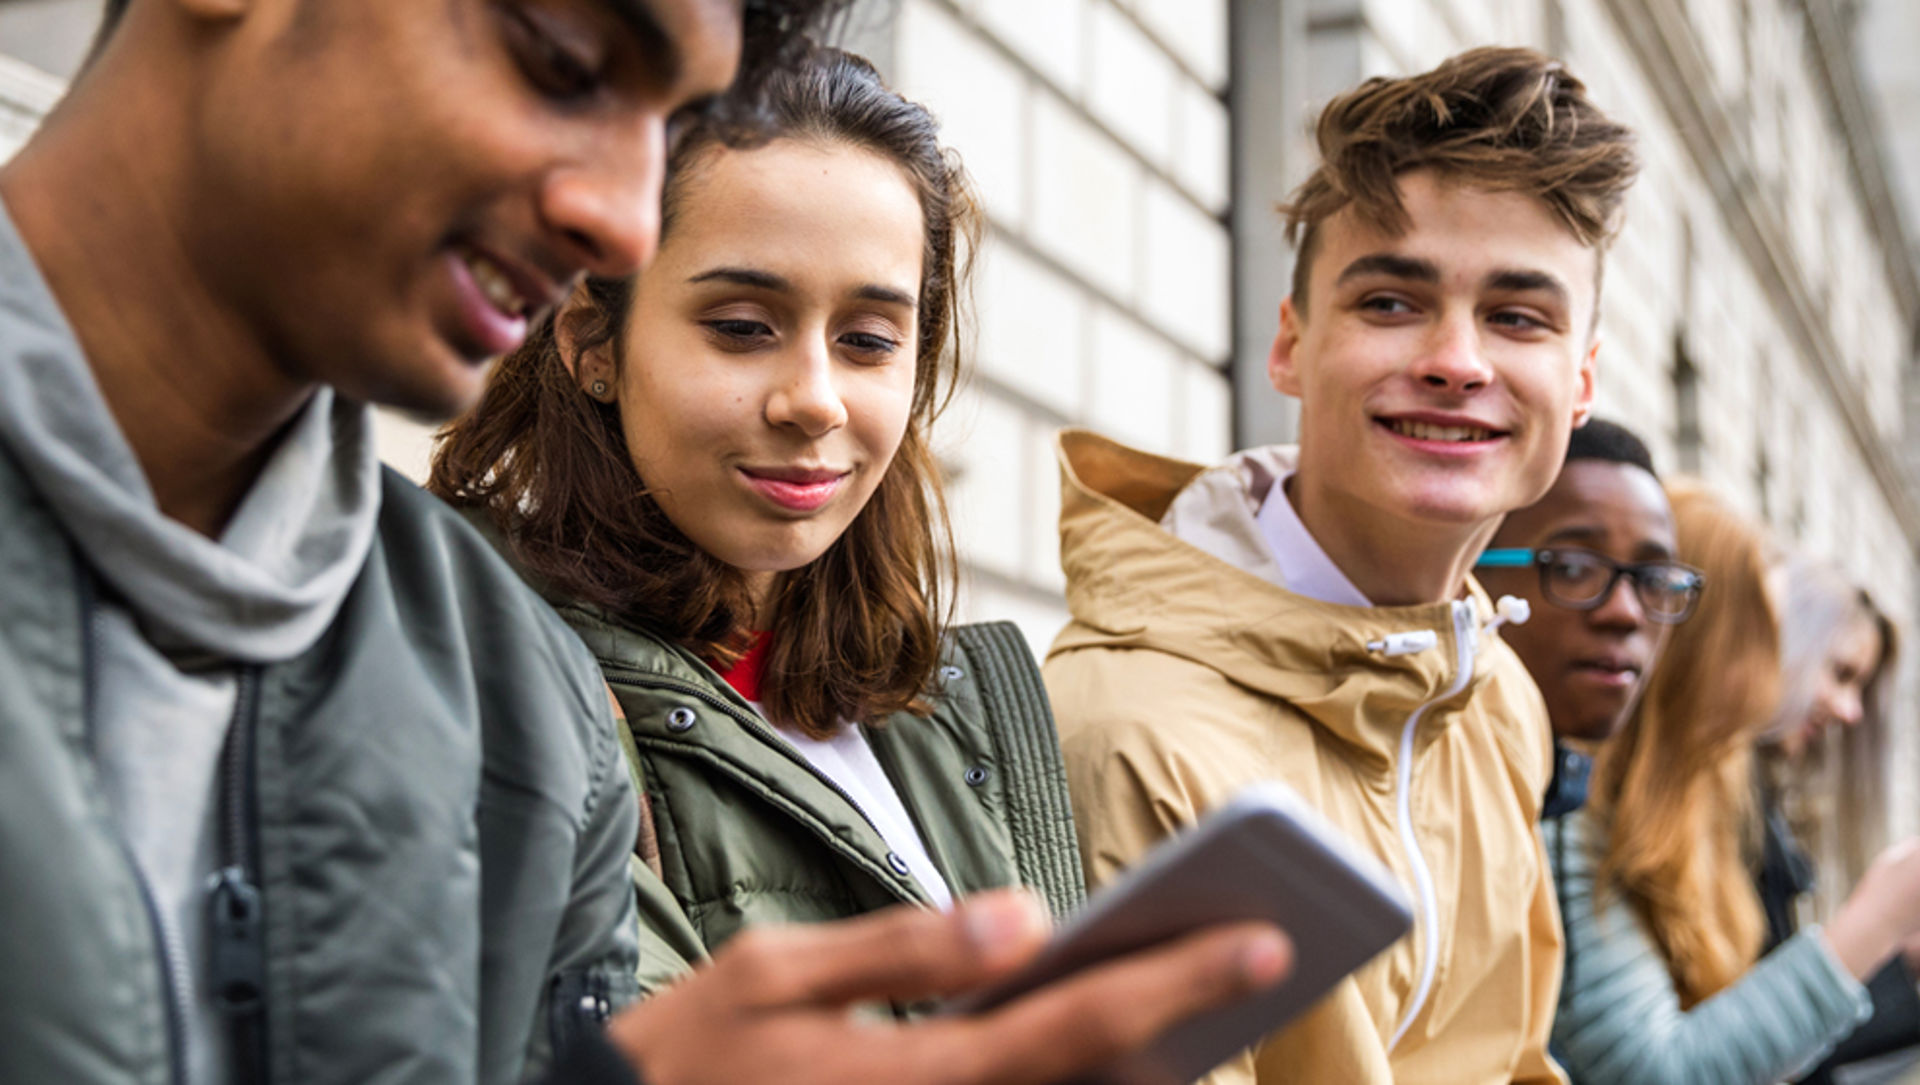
[738, 464, 851, 512]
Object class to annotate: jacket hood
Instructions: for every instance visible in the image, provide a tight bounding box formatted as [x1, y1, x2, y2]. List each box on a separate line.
[1050, 428, 1513, 767]
[0, 203, 379, 665]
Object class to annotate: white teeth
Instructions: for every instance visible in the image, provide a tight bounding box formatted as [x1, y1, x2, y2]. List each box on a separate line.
[1390, 420, 1494, 443]
[464, 252, 526, 318]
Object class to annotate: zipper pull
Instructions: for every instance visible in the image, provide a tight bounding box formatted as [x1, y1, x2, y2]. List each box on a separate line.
[207, 865, 267, 1015]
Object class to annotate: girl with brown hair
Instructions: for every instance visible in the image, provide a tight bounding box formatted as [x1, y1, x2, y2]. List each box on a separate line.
[1548, 480, 1920, 1084]
[430, 45, 1082, 996]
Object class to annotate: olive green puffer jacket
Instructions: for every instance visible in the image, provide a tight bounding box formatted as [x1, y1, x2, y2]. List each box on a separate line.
[554, 605, 1087, 997]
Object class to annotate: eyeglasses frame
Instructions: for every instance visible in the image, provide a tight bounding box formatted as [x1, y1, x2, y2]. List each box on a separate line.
[1475, 546, 1705, 624]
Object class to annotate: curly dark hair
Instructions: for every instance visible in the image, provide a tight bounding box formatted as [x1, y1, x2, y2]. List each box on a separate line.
[431, 45, 980, 740]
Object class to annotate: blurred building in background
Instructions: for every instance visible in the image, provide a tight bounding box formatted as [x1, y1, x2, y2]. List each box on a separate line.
[4, 0, 1917, 914]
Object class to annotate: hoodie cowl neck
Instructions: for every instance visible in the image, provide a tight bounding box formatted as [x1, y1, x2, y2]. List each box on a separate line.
[0, 203, 380, 665]
[1050, 428, 1506, 766]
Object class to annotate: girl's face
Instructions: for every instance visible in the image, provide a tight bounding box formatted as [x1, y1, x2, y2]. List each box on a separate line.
[584, 139, 925, 611]
[1784, 611, 1883, 758]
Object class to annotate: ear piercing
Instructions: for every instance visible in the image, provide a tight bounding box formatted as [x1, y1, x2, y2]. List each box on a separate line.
[590, 380, 609, 399]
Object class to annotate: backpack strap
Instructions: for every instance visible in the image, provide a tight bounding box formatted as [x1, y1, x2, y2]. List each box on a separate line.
[604, 681, 663, 879]
[952, 622, 1087, 920]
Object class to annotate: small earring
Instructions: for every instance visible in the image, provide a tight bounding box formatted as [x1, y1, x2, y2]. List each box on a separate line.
[590, 379, 609, 399]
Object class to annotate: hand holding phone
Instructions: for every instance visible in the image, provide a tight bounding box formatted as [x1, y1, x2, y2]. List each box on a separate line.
[948, 782, 1414, 1084]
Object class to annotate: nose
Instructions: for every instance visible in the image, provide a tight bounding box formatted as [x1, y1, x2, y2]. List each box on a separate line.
[539, 117, 665, 277]
[1410, 312, 1494, 392]
[1588, 573, 1648, 630]
[765, 342, 848, 438]
[1833, 688, 1865, 728]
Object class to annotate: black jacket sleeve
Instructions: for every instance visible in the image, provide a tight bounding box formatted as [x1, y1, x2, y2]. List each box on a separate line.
[1797, 959, 1920, 1084]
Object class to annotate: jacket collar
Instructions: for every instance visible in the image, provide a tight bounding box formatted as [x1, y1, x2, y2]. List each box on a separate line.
[1051, 429, 1508, 767]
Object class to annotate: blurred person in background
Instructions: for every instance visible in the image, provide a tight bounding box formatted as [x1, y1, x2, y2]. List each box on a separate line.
[1545, 482, 1920, 1085]
[431, 44, 1090, 993]
[1756, 560, 1915, 1085]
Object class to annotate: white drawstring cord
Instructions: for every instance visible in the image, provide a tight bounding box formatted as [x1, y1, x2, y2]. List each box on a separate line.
[1484, 594, 1531, 635]
[1367, 595, 1528, 657]
[1367, 630, 1439, 656]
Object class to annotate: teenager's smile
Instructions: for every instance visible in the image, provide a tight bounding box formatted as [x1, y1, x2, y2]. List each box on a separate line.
[1275, 171, 1597, 536]
[1374, 410, 1513, 456]
[442, 243, 568, 360]
[735, 463, 854, 514]
[584, 138, 925, 576]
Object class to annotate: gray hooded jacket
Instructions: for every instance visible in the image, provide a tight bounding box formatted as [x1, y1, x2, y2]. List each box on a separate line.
[0, 206, 642, 1084]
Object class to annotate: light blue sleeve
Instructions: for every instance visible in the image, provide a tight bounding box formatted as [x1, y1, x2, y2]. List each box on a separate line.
[1546, 810, 1872, 1085]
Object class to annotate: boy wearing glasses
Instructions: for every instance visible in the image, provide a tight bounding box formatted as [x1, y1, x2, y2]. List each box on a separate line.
[1045, 47, 1638, 1085]
[1474, 419, 1697, 819]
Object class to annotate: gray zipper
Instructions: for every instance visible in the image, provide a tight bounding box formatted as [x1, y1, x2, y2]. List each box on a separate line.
[75, 560, 190, 1085]
[603, 666, 923, 905]
[208, 666, 268, 1082]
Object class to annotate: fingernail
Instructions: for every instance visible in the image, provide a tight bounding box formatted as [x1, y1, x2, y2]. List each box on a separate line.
[1238, 931, 1291, 988]
[964, 892, 1044, 960]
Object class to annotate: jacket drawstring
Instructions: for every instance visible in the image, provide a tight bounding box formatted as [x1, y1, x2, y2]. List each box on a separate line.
[1366, 596, 1530, 659]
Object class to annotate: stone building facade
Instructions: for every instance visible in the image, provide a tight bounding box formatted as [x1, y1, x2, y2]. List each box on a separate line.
[4, 0, 1916, 911]
[861, 0, 1920, 913]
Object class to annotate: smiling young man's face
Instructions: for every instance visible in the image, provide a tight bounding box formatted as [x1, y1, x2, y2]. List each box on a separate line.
[1272, 170, 1599, 535]
[176, 0, 742, 417]
[1480, 459, 1676, 741]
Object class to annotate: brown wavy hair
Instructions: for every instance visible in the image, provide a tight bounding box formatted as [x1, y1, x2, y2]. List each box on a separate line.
[1279, 46, 1639, 310]
[430, 45, 978, 739]
[1588, 480, 1778, 1007]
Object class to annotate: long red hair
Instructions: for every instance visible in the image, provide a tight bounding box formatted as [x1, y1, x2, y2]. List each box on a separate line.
[1588, 480, 1778, 1006]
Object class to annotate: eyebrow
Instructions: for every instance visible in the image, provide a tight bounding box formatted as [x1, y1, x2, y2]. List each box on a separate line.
[1542, 524, 1675, 559]
[688, 267, 919, 308]
[602, 0, 681, 86]
[690, 267, 788, 291]
[1542, 525, 1605, 546]
[1335, 252, 1440, 287]
[1484, 268, 1570, 307]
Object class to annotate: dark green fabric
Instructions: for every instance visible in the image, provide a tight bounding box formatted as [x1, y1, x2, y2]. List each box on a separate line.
[0, 456, 643, 1085]
[553, 606, 1083, 998]
[955, 622, 1087, 921]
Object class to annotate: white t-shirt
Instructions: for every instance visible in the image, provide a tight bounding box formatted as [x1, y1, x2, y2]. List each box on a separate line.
[766, 711, 955, 911]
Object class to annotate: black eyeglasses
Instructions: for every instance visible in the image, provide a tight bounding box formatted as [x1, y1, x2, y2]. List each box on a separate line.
[1476, 547, 1705, 624]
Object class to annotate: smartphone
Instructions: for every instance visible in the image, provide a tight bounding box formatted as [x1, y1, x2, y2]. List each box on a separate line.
[948, 782, 1413, 1085]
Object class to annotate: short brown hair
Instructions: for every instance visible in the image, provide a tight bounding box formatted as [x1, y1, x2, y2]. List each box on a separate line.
[431, 45, 977, 740]
[1281, 46, 1638, 308]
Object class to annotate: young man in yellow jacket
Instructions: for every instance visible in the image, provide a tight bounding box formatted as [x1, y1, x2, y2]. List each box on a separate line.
[1045, 47, 1639, 1085]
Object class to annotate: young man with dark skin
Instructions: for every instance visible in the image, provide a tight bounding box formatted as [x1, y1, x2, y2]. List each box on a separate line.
[1474, 419, 1694, 818]
[0, 2, 1287, 1084]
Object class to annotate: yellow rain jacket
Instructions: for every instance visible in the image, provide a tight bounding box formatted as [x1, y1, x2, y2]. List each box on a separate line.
[1043, 430, 1565, 1085]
